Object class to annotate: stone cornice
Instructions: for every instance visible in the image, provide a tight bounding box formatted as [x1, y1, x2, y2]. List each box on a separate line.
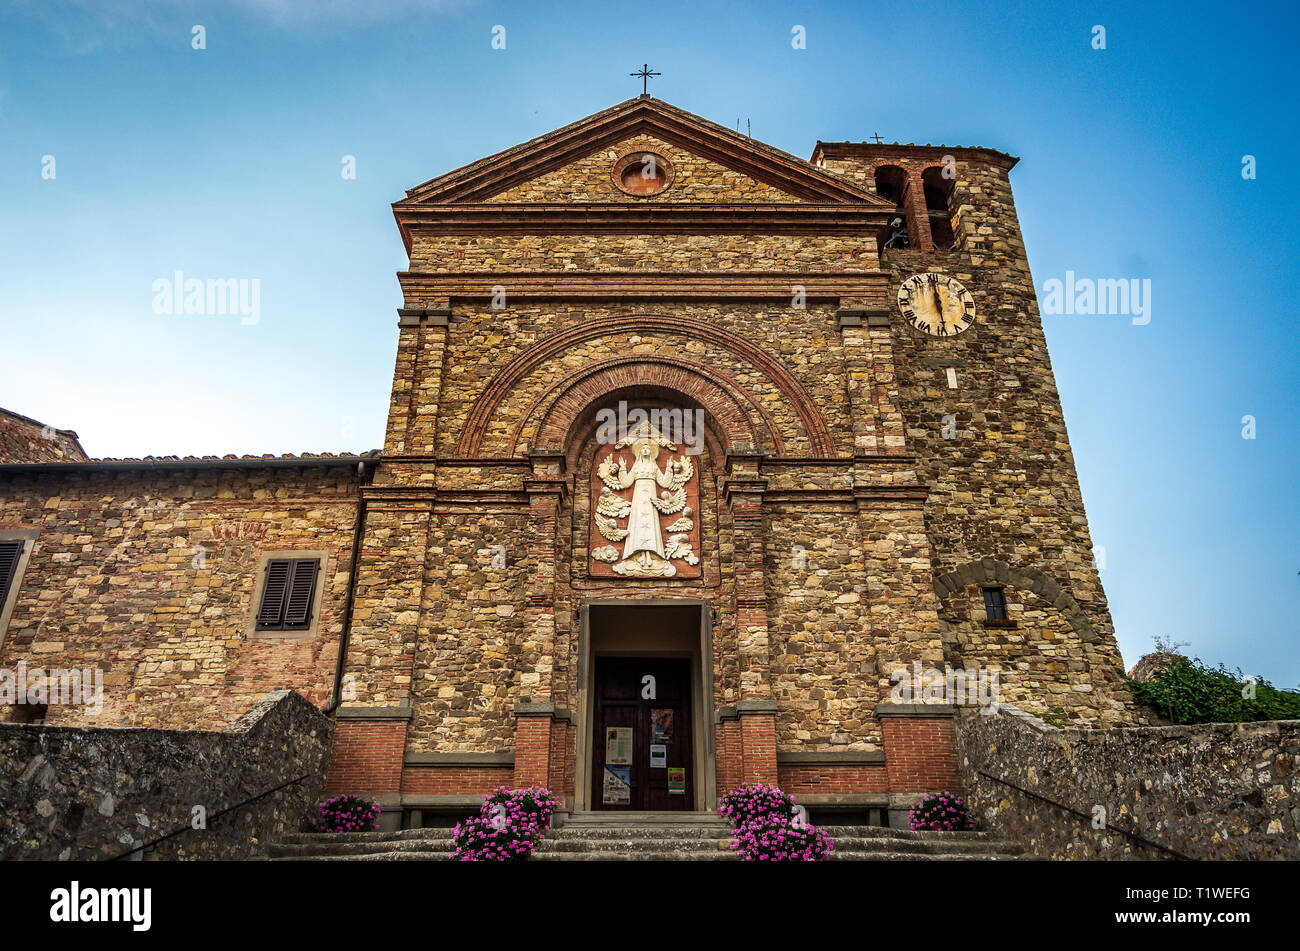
[335, 704, 413, 721]
[403, 752, 515, 766]
[397, 269, 887, 304]
[394, 202, 895, 245]
[812, 140, 1019, 171]
[776, 750, 886, 765]
[874, 702, 958, 718]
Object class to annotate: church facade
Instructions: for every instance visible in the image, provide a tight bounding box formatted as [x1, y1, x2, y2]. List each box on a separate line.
[0, 98, 1135, 827]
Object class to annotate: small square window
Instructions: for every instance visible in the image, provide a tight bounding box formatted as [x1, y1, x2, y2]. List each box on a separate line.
[255, 557, 321, 632]
[982, 586, 1008, 622]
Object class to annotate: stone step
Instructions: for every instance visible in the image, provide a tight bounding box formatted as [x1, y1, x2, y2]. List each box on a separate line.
[826, 851, 1023, 861]
[825, 836, 1025, 856]
[560, 811, 721, 824]
[546, 826, 730, 841]
[275, 828, 454, 846]
[818, 826, 1000, 841]
[536, 837, 728, 853]
[532, 850, 743, 862]
[265, 822, 1024, 861]
[269, 839, 454, 858]
[267, 851, 455, 861]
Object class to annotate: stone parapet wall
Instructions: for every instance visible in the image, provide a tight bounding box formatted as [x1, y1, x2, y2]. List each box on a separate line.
[956, 705, 1300, 860]
[0, 690, 332, 860]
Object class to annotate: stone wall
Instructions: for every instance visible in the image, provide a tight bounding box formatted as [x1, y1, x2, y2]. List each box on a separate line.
[0, 689, 332, 860]
[0, 462, 363, 728]
[956, 705, 1300, 860]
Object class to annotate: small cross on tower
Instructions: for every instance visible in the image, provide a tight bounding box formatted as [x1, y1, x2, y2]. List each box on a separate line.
[871, 133, 885, 144]
[631, 63, 661, 97]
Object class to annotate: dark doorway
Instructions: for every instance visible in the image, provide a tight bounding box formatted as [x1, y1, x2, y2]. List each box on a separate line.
[591, 656, 693, 811]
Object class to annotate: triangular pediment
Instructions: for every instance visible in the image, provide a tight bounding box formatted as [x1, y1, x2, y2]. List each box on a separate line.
[400, 97, 886, 206]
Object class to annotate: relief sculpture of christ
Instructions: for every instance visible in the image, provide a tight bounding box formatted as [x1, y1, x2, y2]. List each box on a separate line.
[591, 419, 700, 578]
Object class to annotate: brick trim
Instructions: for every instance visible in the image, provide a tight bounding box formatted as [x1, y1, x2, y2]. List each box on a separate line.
[455, 314, 836, 457]
[520, 356, 775, 457]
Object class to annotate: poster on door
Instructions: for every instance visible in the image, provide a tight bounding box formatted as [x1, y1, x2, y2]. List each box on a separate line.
[605, 726, 632, 765]
[668, 767, 686, 795]
[603, 765, 631, 805]
[651, 708, 673, 743]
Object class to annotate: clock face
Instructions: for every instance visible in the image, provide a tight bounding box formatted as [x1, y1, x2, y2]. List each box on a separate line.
[898, 273, 976, 337]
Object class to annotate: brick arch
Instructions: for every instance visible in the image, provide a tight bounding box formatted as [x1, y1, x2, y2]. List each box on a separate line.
[455, 314, 836, 457]
[511, 357, 778, 457]
[932, 558, 1096, 642]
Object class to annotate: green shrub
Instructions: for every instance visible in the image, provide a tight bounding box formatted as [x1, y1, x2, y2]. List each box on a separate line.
[1128, 656, 1300, 724]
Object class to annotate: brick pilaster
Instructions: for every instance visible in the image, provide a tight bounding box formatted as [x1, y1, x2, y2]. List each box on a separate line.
[878, 703, 962, 794]
[723, 454, 770, 701]
[325, 706, 412, 796]
[736, 700, 779, 786]
[512, 703, 558, 788]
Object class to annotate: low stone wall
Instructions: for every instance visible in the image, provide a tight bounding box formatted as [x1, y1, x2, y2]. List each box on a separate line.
[956, 706, 1299, 860]
[0, 690, 332, 860]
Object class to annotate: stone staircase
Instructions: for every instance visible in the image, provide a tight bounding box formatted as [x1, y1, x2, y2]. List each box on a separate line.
[820, 826, 1025, 860]
[266, 828, 455, 861]
[533, 811, 737, 861]
[266, 812, 1025, 861]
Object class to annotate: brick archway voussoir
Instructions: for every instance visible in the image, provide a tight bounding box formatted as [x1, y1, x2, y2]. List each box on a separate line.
[455, 314, 836, 456]
[525, 358, 771, 456]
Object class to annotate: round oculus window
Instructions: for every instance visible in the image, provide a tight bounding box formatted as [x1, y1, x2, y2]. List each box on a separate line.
[612, 151, 674, 197]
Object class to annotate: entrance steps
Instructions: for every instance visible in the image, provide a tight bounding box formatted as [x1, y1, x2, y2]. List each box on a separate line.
[264, 814, 1025, 861]
[534, 811, 736, 861]
[266, 828, 455, 861]
[819, 826, 1026, 861]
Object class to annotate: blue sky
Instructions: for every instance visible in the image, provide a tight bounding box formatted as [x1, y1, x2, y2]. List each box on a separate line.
[1, 0, 1296, 685]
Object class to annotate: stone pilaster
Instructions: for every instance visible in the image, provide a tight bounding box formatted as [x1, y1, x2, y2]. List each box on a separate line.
[838, 305, 907, 458]
[340, 500, 430, 709]
[382, 303, 449, 462]
[723, 453, 770, 700]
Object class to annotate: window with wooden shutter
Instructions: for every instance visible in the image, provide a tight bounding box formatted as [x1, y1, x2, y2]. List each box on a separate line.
[255, 557, 320, 631]
[282, 559, 319, 630]
[0, 540, 24, 610]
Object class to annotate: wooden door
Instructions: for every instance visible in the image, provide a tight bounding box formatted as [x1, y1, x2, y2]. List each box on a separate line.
[591, 657, 692, 811]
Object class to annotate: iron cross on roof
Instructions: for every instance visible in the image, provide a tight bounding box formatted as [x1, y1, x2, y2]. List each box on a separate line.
[631, 63, 661, 96]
